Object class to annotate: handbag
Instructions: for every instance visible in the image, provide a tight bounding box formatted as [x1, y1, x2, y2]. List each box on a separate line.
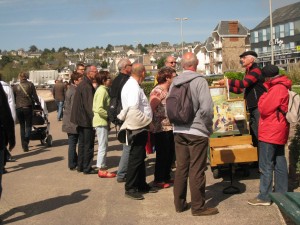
[19, 83, 35, 106]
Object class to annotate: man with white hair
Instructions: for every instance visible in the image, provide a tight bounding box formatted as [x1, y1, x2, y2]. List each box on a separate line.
[218, 51, 265, 161]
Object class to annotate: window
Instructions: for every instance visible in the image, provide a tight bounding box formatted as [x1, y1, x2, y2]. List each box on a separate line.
[251, 31, 258, 43]
[275, 25, 280, 39]
[290, 42, 295, 49]
[290, 22, 294, 35]
[280, 25, 284, 38]
[258, 30, 263, 42]
[285, 23, 290, 36]
[262, 29, 267, 41]
[263, 46, 268, 53]
[295, 20, 300, 35]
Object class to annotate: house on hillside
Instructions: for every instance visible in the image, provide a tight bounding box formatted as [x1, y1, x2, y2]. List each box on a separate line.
[199, 21, 250, 75]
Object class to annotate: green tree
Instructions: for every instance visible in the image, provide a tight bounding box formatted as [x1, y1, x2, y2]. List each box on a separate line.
[105, 44, 113, 52]
[29, 45, 38, 52]
[157, 57, 166, 69]
[101, 60, 108, 69]
[0, 55, 13, 68]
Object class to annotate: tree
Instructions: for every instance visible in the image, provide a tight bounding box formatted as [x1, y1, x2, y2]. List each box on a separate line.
[105, 44, 113, 52]
[0, 55, 13, 68]
[101, 60, 108, 69]
[29, 45, 38, 52]
[157, 57, 166, 69]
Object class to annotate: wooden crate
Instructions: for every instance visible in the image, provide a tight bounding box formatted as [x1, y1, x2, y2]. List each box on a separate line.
[209, 135, 258, 167]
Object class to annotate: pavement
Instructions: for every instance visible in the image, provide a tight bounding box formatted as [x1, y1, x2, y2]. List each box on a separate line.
[0, 108, 296, 225]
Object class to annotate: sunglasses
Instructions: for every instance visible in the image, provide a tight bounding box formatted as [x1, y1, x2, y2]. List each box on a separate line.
[168, 61, 176, 64]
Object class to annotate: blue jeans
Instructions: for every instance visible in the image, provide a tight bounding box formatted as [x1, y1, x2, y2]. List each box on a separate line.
[56, 101, 64, 121]
[68, 133, 79, 169]
[95, 126, 108, 169]
[258, 141, 288, 202]
[117, 144, 131, 179]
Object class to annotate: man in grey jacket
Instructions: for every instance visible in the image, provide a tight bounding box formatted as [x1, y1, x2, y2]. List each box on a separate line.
[171, 52, 218, 216]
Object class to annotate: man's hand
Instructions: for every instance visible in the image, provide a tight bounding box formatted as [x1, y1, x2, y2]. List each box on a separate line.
[218, 79, 225, 85]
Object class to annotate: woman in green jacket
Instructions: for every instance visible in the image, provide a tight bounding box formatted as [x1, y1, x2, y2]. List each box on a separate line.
[93, 71, 116, 178]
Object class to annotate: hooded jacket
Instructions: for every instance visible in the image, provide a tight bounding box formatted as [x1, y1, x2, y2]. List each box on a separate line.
[258, 75, 291, 145]
[0, 81, 16, 123]
[170, 70, 214, 137]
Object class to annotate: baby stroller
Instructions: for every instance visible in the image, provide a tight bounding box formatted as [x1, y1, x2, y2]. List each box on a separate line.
[30, 96, 53, 147]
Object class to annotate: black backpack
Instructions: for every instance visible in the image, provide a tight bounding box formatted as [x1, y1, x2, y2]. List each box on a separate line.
[166, 78, 198, 125]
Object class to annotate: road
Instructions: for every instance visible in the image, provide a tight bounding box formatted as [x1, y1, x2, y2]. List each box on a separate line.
[0, 109, 291, 225]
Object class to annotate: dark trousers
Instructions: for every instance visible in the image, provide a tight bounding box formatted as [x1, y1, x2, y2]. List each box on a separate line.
[249, 108, 260, 159]
[154, 130, 175, 182]
[77, 127, 95, 173]
[125, 131, 148, 192]
[0, 129, 5, 199]
[68, 133, 79, 169]
[173, 133, 208, 214]
[16, 107, 33, 150]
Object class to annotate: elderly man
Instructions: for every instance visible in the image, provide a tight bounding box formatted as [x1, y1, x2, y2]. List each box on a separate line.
[171, 52, 218, 216]
[118, 63, 156, 200]
[218, 51, 265, 163]
[109, 58, 132, 183]
[154, 55, 177, 86]
[71, 65, 97, 174]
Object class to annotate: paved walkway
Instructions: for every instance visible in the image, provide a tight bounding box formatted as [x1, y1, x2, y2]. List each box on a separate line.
[0, 111, 293, 225]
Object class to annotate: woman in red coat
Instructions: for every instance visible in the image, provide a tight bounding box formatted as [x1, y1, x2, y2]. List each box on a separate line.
[248, 64, 291, 206]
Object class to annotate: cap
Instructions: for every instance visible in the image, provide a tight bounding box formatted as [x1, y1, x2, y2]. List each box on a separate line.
[262, 64, 279, 77]
[239, 50, 258, 58]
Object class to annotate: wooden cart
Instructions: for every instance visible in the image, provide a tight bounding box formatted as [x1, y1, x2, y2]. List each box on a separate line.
[209, 135, 258, 179]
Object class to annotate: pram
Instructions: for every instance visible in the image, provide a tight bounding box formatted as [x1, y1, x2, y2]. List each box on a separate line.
[30, 96, 53, 147]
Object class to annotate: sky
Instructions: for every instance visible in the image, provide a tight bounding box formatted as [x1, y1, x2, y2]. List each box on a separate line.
[0, 0, 299, 51]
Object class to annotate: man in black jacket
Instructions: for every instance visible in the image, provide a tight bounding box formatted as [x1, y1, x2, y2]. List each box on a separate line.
[109, 58, 132, 182]
[0, 82, 15, 200]
[70, 65, 97, 174]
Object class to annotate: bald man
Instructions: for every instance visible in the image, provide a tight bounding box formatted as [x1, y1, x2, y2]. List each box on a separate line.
[120, 63, 156, 200]
[171, 52, 218, 216]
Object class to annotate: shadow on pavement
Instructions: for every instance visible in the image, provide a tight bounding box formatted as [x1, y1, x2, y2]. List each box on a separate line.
[10, 148, 50, 161]
[0, 189, 90, 224]
[51, 139, 68, 147]
[6, 156, 64, 173]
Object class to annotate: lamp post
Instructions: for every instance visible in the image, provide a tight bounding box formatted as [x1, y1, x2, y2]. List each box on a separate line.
[269, 0, 274, 64]
[175, 17, 188, 57]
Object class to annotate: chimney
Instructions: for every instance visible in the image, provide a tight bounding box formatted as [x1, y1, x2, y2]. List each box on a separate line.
[228, 21, 239, 34]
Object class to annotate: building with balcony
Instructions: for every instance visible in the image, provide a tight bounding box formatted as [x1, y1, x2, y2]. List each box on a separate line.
[197, 21, 250, 75]
[250, 2, 300, 68]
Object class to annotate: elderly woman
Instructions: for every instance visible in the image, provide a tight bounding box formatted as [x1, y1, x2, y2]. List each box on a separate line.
[150, 66, 176, 188]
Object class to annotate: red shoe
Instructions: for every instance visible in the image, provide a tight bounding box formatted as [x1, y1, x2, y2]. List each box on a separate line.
[98, 170, 116, 178]
[153, 182, 170, 189]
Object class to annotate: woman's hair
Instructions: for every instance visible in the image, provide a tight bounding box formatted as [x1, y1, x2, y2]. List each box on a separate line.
[19, 72, 29, 80]
[95, 70, 111, 85]
[70, 71, 82, 84]
[157, 66, 176, 84]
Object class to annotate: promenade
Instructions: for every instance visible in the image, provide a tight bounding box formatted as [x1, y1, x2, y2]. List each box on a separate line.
[0, 110, 292, 225]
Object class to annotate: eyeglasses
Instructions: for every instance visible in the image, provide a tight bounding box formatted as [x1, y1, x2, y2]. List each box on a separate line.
[90, 71, 98, 73]
[168, 61, 176, 64]
[126, 64, 132, 67]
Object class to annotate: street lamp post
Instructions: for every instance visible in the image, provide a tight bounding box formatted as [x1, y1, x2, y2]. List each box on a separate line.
[269, 0, 274, 64]
[175, 17, 188, 57]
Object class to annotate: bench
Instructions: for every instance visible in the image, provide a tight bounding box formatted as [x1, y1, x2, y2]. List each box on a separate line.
[269, 192, 300, 225]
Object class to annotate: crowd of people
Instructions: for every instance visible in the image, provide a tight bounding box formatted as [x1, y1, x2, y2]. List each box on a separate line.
[0, 50, 298, 218]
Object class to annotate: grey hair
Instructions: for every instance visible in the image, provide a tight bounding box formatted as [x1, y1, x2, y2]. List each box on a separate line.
[117, 58, 130, 71]
[181, 54, 198, 69]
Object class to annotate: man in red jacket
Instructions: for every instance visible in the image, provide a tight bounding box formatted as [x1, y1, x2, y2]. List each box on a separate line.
[248, 65, 291, 206]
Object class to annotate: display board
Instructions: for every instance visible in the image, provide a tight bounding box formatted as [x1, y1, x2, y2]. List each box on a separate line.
[210, 86, 248, 137]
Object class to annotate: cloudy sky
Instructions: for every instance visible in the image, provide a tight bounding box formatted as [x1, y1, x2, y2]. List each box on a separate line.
[0, 0, 298, 51]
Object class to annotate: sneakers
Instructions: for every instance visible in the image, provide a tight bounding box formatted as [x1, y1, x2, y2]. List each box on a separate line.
[247, 198, 271, 206]
[153, 182, 170, 189]
[176, 203, 190, 213]
[98, 170, 116, 178]
[125, 191, 144, 200]
[192, 207, 219, 216]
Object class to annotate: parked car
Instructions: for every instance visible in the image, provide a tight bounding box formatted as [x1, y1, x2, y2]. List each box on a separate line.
[144, 75, 155, 81]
